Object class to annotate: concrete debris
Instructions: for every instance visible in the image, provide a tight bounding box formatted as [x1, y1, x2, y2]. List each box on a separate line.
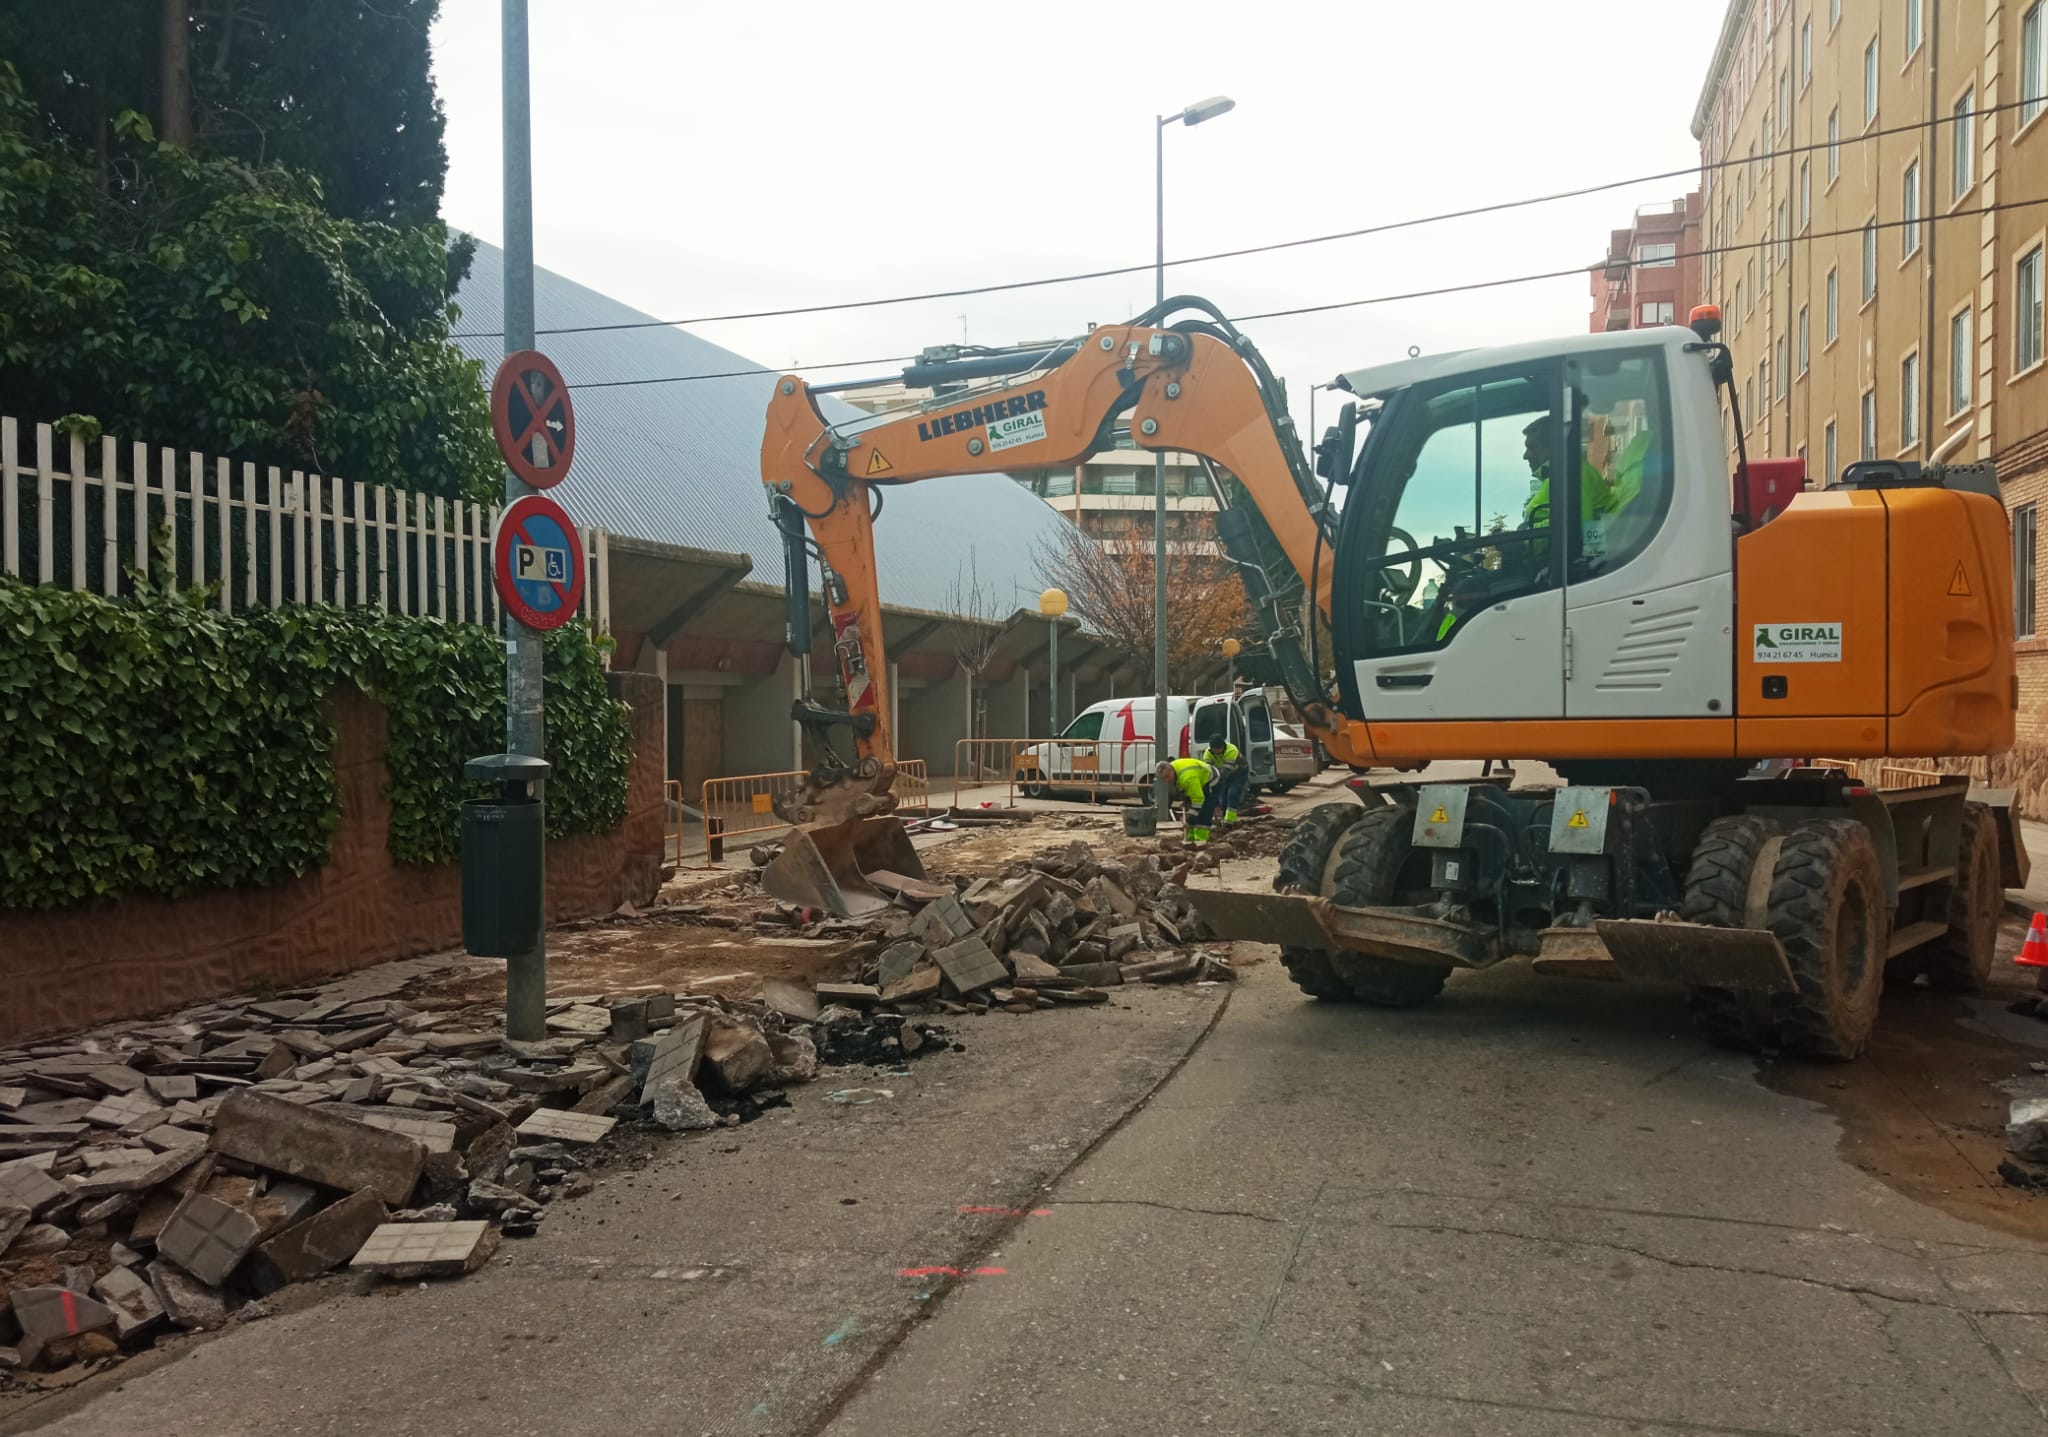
[702, 1020, 776, 1093]
[349, 1220, 498, 1279]
[90, 1266, 166, 1341]
[2009, 1097, 2048, 1162]
[649, 1078, 719, 1132]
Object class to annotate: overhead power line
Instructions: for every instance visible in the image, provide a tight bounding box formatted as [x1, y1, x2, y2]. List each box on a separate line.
[458, 93, 2037, 342]
[570, 193, 2048, 390]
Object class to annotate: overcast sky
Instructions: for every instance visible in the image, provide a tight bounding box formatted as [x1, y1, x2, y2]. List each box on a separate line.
[430, 0, 1728, 420]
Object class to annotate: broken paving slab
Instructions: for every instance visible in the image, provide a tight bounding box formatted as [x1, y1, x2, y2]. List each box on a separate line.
[933, 936, 1008, 996]
[0, 1160, 68, 1215]
[156, 1192, 265, 1286]
[147, 1260, 226, 1331]
[71, 1144, 204, 1198]
[12, 1286, 117, 1351]
[350, 1220, 499, 1279]
[515, 1109, 615, 1146]
[632, 1015, 706, 1106]
[879, 966, 942, 1004]
[209, 1089, 425, 1205]
[90, 1267, 166, 1342]
[327, 1108, 459, 1154]
[760, 978, 821, 1023]
[909, 893, 974, 946]
[247, 1190, 388, 1291]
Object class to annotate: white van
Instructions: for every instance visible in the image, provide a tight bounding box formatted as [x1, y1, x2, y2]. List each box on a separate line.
[1016, 695, 1194, 798]
[1017, 689, 1277, 799]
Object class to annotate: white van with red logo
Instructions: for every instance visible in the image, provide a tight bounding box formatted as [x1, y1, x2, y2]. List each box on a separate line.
[1016, 695, 1195, 798]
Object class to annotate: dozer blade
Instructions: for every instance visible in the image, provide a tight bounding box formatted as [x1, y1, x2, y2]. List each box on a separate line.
[1181, 889, 1335, 950]
[1529, 926, 1623, 982]
[1594, 918, 1798, 993]
[1181, 890, 1500, 968]
[759, 816, 928, 918]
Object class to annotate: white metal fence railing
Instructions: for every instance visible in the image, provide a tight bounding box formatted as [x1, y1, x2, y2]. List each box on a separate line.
[1, 416, 609, 629]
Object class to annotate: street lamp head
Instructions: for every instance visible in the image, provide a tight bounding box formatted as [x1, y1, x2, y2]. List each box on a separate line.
[1039, 587, 1069, 618]
[1178, 95, 1236, 127]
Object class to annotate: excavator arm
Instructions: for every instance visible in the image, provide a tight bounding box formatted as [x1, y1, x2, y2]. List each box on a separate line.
[762, 305, 1359, 807]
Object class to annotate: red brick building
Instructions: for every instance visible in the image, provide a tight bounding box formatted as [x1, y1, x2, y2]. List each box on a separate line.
[1588, 195, 1705, 331]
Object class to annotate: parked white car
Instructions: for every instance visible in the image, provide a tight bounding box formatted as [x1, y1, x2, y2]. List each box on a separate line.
[1016, 689, 1281, 799]
[1272, 722, 1320, 791]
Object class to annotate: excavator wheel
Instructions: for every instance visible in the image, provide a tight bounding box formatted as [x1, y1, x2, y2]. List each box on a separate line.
[1273, 803, 1369, 1001]
[1758, 817, 1889, 1060]
[1677, 815, 1779, 1051]
[1324, 808, 1451, 1007]
[1919, 803, 2002, 990]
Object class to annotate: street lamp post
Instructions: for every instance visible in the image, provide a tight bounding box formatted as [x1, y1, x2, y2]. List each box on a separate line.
[1154, 95, 1235, 817]
[1040, 587, 1068, 734]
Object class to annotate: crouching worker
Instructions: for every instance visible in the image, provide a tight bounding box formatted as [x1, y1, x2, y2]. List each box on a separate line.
[1156, 757, 1220, 843]
[1200, 733, 1250, 828]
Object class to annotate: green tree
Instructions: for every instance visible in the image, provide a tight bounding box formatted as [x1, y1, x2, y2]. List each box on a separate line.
[0, 0, 493, 502]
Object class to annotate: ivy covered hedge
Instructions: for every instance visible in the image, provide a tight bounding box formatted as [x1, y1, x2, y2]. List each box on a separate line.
[0, 576, 631, 910]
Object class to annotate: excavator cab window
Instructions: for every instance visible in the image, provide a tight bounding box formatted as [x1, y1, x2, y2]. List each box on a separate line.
[1338, 362, 1565, 657]
[1562, 349, 1675, 582]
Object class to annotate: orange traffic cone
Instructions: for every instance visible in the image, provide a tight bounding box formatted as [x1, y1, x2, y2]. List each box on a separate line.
[2018, 913, 2048, 968]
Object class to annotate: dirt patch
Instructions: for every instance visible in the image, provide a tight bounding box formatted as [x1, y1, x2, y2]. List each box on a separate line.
[1760, 916, 2048, 1242]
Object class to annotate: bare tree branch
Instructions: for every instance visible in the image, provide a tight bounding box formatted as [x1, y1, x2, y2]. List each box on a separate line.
[944, 550, 1003, 680]
[1034, 527, 1248, 690]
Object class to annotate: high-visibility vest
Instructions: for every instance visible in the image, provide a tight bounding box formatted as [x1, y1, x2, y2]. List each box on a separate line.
[1523, 458, 1615, 527]
[1166, 757, 1213, 805]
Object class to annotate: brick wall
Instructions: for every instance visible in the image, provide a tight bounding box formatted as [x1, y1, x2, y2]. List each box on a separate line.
[0, 672, 667, 1045]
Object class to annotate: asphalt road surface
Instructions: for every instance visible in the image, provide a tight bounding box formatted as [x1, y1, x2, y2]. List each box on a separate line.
[16, 788, 2048, 1437]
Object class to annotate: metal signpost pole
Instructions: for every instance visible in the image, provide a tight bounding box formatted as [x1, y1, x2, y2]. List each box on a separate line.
[501, 0, 545, 1040]
[1153, 114, 1171, 819]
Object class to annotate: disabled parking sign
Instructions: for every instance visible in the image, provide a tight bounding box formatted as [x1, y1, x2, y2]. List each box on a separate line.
[493, 494, 585, 631]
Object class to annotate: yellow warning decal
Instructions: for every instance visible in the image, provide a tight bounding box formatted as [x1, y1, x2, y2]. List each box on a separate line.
[866, 448, 893, 476]
[1566, 809, 1590, 828]
[1948, 561, 1972, 597]
[1429, 805, 1449, 823]
[751, 793, 774, 814]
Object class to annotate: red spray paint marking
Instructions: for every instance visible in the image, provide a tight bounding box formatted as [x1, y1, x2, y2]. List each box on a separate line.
[58, 1289, 80, 1334]
[957, 1205, 1053, 1217]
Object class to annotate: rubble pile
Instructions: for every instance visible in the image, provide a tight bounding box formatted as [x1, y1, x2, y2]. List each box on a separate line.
[0, 959, 944, 1377]
[812, 840, 1236, 1014]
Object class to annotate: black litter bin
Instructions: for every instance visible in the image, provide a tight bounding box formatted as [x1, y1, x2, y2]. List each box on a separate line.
[461, 752, 550, 958]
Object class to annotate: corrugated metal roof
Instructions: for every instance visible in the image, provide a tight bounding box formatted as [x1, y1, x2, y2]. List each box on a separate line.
[451, 242, 1075, 617]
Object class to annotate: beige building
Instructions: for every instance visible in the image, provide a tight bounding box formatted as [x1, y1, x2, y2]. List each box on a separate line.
[1694, 0, 2048, 785]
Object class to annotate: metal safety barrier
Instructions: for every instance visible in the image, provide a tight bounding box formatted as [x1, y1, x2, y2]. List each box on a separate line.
[664, 779, 687, 866]
[698, 760, 932, 862]
[951, 737, 1161, 809]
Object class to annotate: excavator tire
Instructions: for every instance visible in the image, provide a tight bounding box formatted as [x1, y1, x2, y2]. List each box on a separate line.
[1273, 803, 1369, 1001]
[1920, 804, 2002, 991]
[1325, 808, 1451, 1007]
[1759, 817, 1889, 1060]
[1678, 815, 1778, 1051]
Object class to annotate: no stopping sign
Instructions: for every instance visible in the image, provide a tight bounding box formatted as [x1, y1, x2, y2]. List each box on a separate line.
[493, 494, 586, 631]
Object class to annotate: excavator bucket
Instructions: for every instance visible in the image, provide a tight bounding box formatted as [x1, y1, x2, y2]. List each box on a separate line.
[759, 815, 928, 918]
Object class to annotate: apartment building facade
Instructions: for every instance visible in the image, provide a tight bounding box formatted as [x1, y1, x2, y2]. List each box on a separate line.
[1694, 0, 2048, 799]
[1589, 195, 1706, 331]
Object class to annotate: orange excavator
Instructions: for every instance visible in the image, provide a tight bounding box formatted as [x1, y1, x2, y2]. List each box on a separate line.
[761, 297, 2024, 1058]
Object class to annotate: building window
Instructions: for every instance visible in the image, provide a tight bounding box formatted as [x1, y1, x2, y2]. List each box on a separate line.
[1864, 38, 1879, 126]
[1779, 70, 1790, 132]
[2027, 3, 2047, 127]
[1761, 357, 1771, 406]
[1735, 281, 1745, 328]
[1900, 352, 1919, 448]
[1954, 90, 1976, 199]
[1800, 160, 1811, 229]
[2020, 245, 2045, 371]
[1860, 389, 1877, 459]
[1828, 109, 1840, 180]
[1746, 257, 1756, 313]
[1777, 202, 1789, 266]
[1802, 19, 1813, 86]
[2016, 504, 2038, 639]
[1799, 305, 1811, 373]
[1824, 419, 1838, 484]
[1907, 0, 1923, 56]
[1830, 0, 1841, 28]
[1746, 378, 1756, 426]
[1902, 160, 1921, 256]
[1639, 301, 1674, 325]
[1862, 220, 1878, 302]
[1763, 105, 1772, 143]
[1950, 306, 1973, 415]
[1635, 242, 1676, 268]
[1775, 338, 1788, 402]
[1826, 266, 1839, 342]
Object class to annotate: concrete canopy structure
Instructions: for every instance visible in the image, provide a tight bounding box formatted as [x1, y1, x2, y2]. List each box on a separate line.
[449, 244, 1144, 787]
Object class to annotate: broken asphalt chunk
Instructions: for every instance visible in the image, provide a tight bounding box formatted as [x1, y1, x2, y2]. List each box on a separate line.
[209, 1089, 426, 1205]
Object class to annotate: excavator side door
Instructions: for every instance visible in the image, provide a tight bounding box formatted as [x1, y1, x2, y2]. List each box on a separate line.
[1333, 362, 1569, 722]
[1559, 341, 1735, 722]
